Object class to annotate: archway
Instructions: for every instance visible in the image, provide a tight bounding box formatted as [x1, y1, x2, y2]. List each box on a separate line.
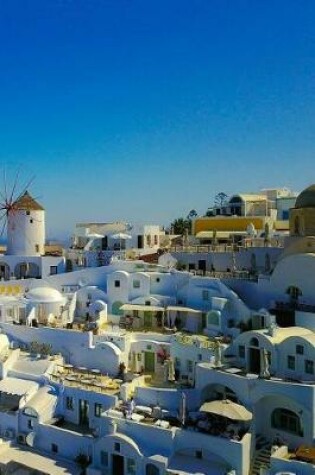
[0, 262, 10, 280]
[14, 262, 40, 279]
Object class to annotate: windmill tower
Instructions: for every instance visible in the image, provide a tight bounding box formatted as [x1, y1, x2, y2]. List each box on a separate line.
[6, 191, 45, 256]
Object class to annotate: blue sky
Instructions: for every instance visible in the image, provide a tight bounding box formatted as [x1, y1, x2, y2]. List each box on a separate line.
[0, 1, 314, 239]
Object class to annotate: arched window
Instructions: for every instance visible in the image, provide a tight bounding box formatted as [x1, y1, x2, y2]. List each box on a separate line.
[286, 286, 302, 301]
[249, 337, 259, 347]
[207, 310, 220, 326]
[271, 408, 303, 436]
[146, 464, 160, 475]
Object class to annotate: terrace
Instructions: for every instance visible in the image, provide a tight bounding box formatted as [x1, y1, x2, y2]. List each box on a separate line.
[105, 400, 251, 442]
[50, 365, 122, 395]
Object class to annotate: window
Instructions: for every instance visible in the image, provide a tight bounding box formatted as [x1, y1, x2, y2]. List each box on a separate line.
[156, 277, 160, 282]
[146, 464, 159, 475]
[100, 451, 108, 466]
[250, 337, 259, 347]
[50, 266, 58, 275]
[296, 345, 304, 355]
[30, 219, 33, 223]
[114, 280, 120, 288]
[114, 442, 120, 452]
[271, 408, 303, 436]
[187, 360, 193, 372]
[26, 210, 30, 216]
[198, 354, 202, 361]
[28, 419, 34, 429]
[94, 403, 102, 417]
[207, 310, 220, 326]
[127, 458, 136, 475]
[239, 345, 245, 358]
[66, 396, 74, 410]
[137, 353, 142, 361]
[154, 235, 158, 245]
[287, 355, 295, 370]
[196, 450, 202, 459]
[133, 280, 140, 289]
[51, 443, 58, 453]
[35, 244, 39, 253]
[305, 359, 314, 374]
[202, 290, 209, 301]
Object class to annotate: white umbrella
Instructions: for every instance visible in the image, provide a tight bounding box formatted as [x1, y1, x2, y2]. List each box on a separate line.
[168, 358, 176, 382]
[260, 349, 270, 379]
[110, 233, 132, 240]
[110, 233, 132, 259]
[179, 392, 187, 426]
[199, 399, 252, 422]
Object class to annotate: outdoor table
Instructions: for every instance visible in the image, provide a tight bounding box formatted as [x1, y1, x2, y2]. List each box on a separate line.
[135, 405, 152, 416]
[296, 446, 315, 463]
[91, 369, 101, 380]
[64, 364, 73, 374]
[131, 413, 144, 422]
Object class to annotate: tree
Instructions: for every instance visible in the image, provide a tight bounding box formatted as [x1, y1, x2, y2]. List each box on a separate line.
[214, 192, 228, 208]
[186, 209, 198, 220]
[170, 218, 190, 235]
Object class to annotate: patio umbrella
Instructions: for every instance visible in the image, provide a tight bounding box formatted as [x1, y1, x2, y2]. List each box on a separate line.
[168, 358, 176, 382]
[199, 399, 252, 422]
[110, 233, 132, 240]
[110, 233, 132, 259]
[179, 392, 187, 426]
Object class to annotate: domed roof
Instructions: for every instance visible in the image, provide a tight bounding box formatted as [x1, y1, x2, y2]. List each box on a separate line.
[26, 287, 64, 303]
[295, 185, 315, 209]
[13, 191, 44, 211]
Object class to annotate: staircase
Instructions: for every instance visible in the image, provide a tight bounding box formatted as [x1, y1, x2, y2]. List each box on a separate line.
[250, 436, 272, 475]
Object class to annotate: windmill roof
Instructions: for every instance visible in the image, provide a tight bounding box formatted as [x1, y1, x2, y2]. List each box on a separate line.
[13, 191, 44, 211]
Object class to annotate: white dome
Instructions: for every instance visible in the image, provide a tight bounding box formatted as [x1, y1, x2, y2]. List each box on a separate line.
[26, 287, 64, 303]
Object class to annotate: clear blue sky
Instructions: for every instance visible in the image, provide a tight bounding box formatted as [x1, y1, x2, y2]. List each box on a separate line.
[0, 0, 314, 239]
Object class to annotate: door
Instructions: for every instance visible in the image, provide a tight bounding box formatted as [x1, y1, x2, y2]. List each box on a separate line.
[137, 235, 144, 249]
[144, 312, 152, 328]
[79, 399, 89, 426]
[249, 348, 260, 374]
[112, 454, 124, 475]
[144, 352, 155, 373]
[198, 260, 206, 274]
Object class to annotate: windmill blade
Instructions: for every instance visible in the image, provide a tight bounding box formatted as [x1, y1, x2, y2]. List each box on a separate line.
[9, 167, 21, 205]
[14, 175, 36, 203]
[0, 213, 7, 237]
[3, 168, 8, 205]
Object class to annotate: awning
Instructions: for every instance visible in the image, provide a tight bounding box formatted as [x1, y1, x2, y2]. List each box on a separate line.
[120, 304, 164, 312]
[199, 399, 252, 421]
[167, 306, 201, 314]
[0, 377, 38, 396]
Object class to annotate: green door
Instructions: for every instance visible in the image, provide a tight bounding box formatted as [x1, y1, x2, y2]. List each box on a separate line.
[144, 352, 155, 372]
[144, 312, 152, 328]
